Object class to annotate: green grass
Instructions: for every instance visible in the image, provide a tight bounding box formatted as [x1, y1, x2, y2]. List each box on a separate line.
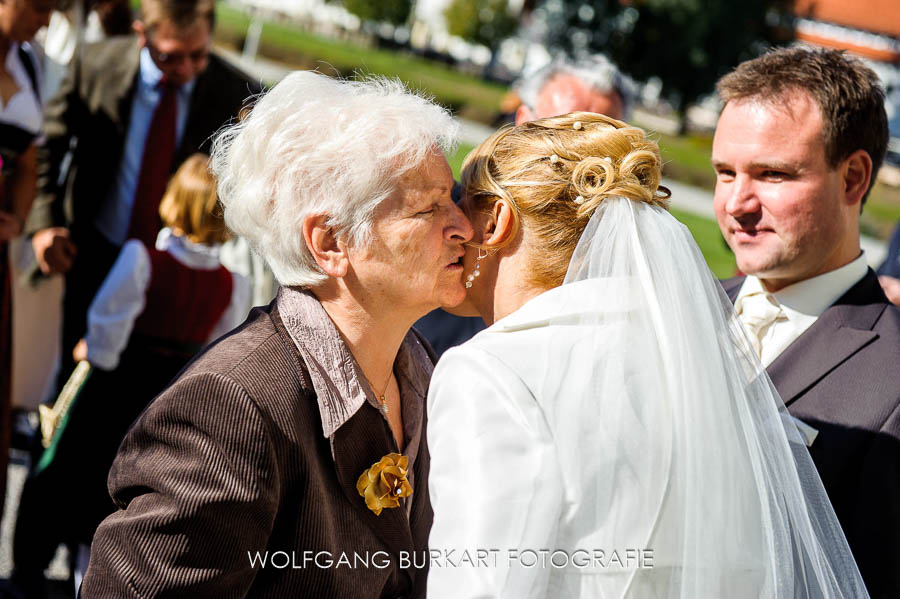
[670, 209, 736, 279]
[447, 144, 736, 278]
[448, 142, 475, 179]
[214, 4, 508, 122]
[653, 131, 717, 190]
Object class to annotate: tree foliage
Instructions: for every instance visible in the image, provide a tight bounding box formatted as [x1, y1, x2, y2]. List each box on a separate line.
[336, 0, 413, 25]
[444, 0, 519, 50]
[536, 0, 792, 110]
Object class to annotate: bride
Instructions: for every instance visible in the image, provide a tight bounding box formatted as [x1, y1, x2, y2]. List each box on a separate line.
[425, 112, 867, 598]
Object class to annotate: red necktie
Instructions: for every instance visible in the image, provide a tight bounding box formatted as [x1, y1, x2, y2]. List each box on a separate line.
[127, 78, 178, 247]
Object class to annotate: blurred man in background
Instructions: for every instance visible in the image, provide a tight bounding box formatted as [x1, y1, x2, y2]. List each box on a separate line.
[514, 54, 631, 124]
[712, 46, 899, 597]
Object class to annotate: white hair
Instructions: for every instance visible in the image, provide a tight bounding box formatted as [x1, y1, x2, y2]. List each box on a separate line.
[516, 54, 634, 118]
[210, 71, 459, 287]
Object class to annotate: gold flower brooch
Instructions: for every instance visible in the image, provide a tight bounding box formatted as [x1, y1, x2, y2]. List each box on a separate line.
[357, 453, 413, 516]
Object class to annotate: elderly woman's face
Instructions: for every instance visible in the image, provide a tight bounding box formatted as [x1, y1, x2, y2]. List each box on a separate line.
[348, 151, 473, 317]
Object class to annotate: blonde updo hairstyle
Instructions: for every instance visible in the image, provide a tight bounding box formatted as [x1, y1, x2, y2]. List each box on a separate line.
[460, 112, 669, 289]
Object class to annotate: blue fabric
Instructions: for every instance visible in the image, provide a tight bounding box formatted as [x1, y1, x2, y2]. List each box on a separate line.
[878, 224, 900, 278]
[414, 309, 485, 359]
[94, 48, 196, 246]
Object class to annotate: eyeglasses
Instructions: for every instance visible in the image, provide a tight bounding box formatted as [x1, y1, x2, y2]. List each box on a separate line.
[147, 37, 210, 66]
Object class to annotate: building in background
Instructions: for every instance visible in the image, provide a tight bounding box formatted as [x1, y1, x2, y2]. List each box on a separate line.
[792, 0, 900, 170]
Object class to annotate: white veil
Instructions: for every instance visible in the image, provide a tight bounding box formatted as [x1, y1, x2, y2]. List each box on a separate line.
[552, 196, 868, 598]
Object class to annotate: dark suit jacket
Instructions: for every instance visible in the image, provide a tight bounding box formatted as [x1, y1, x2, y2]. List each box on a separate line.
[81, 303, 433, 598]
[723, 270, 900, 597]
[26, 35, 260, 241]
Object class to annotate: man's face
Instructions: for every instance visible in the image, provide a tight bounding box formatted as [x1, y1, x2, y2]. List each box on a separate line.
[138, 18, 211, 86]
[712, 91, 857, 290]
[347, 150, 474, 318]
[0, 0, 53, 42]
[518, 74, 624, 124]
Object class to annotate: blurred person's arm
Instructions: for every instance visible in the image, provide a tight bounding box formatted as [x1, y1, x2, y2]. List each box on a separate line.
[879, 275, 900, 307]
[81, 239, 150, 370]
[0, 144, 37, 241]
[877, 225, 900, 278]
[28, 48, 84, 272]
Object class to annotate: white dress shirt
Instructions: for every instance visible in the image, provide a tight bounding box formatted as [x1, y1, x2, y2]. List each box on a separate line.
[735, 253, 869, 367]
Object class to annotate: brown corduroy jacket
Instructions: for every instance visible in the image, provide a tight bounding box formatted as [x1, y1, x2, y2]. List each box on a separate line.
[81, 303, 434, 598]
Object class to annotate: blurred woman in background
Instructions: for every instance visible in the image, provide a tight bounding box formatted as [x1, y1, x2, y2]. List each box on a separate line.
[0, 0, 52, 528]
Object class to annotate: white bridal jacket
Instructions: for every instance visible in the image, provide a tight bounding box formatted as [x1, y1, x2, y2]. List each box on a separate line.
[426, 280, 700, 599]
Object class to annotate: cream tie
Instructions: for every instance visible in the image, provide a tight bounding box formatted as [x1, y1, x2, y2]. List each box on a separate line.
[738, 291, 785, 358]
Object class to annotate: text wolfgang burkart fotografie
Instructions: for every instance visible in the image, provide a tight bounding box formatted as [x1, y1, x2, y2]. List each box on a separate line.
[248, 548, 655, 570]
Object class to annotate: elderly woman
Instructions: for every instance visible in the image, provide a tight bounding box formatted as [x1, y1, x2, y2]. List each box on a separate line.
[82, 72, 472, 598]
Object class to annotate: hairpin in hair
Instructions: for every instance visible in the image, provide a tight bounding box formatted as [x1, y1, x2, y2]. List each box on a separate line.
[574, 195, 587, 205]
[550, 154, 560, 164]
[573, 121, 583, 130]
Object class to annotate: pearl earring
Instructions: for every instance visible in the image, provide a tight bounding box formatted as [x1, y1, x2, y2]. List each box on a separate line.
[465, 248, 488, 289]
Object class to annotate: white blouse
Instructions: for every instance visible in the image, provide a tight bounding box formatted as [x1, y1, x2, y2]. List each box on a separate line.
[0, 42, 42, 136]
[427, 281, 666, 599]
[84, 228, 250, 370]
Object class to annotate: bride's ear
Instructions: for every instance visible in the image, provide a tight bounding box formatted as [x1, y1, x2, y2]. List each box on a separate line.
[481, 199, 516, 248]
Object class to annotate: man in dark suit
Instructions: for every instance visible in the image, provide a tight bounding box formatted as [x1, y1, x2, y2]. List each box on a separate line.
[26, 0, 259, 382]
[14, 0, 259, 594]
[711, 47, 899, 597]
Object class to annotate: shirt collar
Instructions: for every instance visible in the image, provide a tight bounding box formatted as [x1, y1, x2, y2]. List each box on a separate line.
[138, 46, 196, 96]
[276, 286, 432, 439]
[489, 277, 637, 334]
[155, 227, 221, 269]
[736, 252, 869, 328]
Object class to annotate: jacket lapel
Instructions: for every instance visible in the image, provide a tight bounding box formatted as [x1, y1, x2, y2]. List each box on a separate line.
[177, 55, 230, 161]
[332, 405, 416, 584]
[100, 42, 140, 133]
[765, 270, 885, 406]
[721, 276, 744, 304]
[269, 301, 419, 588]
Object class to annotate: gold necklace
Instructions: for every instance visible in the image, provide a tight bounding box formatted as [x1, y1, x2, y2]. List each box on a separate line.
[363, 372, 391, 416]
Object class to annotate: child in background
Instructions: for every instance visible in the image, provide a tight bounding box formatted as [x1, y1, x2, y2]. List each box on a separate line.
[71, 152, 250, 530]
[14, 154, 249, 586]
[74, 152, 249, 370]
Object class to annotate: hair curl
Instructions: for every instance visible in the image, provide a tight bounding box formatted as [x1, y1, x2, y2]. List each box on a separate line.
[461, 111, 669, 289]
